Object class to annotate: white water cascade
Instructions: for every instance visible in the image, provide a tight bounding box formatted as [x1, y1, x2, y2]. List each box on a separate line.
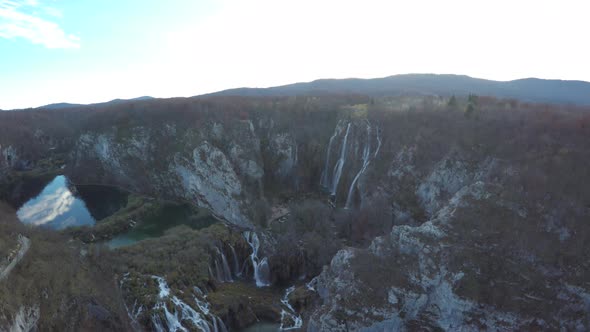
[217, 247, 234, 282]
[149, 276, 228, 332]
[374, 126, 382, 158]
[345, 122, 372, 209]
[229, 244, 241, 277]
[121, 273, 229, 332]
[243, 231, 271, 287]
[320, 121, 343, 189]
[279, 286, 303, 330]
[330, 123, 352, 196]
[344, 123, 383, 209]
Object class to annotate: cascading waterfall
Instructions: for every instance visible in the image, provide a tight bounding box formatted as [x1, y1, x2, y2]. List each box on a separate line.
[229, 244, 240, 277]
[147, 275, 227, 332]
[330, 123, 352, 197]
[279, 286, 303, 330]
[212, 247, 234, 283]
[345, 122, 372, 209]
[193, 287, 210, 315]
[193, 286, 228, 332]
[320, 120, 343, 189]
[154, 276, 170, 298]
[212, 316, 228, 332]
[243, 231, 271, 287]
[220, 248, 233, 282]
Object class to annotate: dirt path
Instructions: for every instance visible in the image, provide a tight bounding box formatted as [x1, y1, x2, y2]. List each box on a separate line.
[0, 234, 31, 281]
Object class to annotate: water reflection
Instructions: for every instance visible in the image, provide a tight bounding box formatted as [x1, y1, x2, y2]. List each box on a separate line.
[17, 175, 95, 230]
[108, 205, 218, 249]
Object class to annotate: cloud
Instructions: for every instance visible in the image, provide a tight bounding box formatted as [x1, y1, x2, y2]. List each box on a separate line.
[0, 0, 79, 48]
[17, 185, 76, 226]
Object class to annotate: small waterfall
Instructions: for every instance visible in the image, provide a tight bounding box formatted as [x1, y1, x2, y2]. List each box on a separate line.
[229, 244, 240, 277]
[345, 122, 372, 209]
[212, 317, 219, 332]
[214, 260, 223, 282]
[122, 274, 227, 332]
[306, 276, 319, 292]
[193, 287, 228, 332]
[279, 286, 303, 330]
[243, 231, 271, 287]
[211, 316, 228, 332]
[330, 123, 352, 197]
[374, 126, 382, 158]
[208, 266, 215, 280]
[149, 276, 213, 332]
[213, 247, 233, 283]
[293, 141, 298, 167]
[193, 287, 210, 315]
[153, 276, 170, 298]
[120, 273, 144, 328]
[320, 121, 343, 188]
[240, 257, 249, 276]
[219, 248, 233, 282]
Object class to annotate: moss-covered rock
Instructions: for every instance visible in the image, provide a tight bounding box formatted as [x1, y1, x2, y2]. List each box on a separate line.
[207, 282, 283, 330]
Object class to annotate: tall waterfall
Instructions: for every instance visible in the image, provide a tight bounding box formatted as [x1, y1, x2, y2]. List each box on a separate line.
[243, 231, 271, 287]
[330, 123, 351, 196]
[279, 286, 303, 330]
[320, 121, 343, 189]
[374, 126, 382, 158]
[345, 122, 372, 209]
[345, 123, 382, 209]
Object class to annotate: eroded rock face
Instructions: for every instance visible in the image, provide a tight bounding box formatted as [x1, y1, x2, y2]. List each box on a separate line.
[307, 180, 590, 331]
[69, 122, 266, 227]
[269, 132, 298, 178]
[0, 145, 18, 169]
[173, 141, 250, 226]
[415, 151, 496, 216]
[8, 305, 40, 332]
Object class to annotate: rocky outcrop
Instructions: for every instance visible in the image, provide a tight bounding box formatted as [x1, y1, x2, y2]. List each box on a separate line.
[0, 145, 17, 170]
[269, 132, 298, 178]
[307, 180, 590, 331]
[415, 151, 496, 217]
[7, 305, 40, 332]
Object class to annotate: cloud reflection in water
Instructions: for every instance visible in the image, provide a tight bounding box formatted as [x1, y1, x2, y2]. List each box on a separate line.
[17, 175, 95, 230]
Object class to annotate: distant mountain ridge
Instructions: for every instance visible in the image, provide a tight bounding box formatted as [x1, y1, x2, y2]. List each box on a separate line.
[14, 74, 590, 111]
[38, 96, 154, 110]
[205, 74, 590, 105]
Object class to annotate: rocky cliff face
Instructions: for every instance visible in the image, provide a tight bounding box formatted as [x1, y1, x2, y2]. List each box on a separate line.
[306, 143, 590, 331]
[6, 305, 39, 332]
[0, 145, 18, 169]
[68, 119, 283, 227]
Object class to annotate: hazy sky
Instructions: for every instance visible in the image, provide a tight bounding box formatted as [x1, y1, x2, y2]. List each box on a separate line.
[1, 0, 589, 109]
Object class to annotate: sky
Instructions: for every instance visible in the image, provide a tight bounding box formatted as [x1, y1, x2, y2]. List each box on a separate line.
[1, 0, 589, 109]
